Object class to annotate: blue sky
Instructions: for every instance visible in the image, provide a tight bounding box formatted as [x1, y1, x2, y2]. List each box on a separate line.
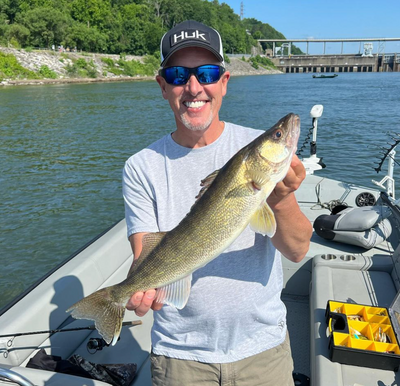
[221, 0, 400, 54]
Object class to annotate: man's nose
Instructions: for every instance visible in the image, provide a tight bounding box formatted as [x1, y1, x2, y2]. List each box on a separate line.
[186, 74, 203, 94]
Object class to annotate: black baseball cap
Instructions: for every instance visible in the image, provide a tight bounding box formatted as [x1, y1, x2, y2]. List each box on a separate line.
[160, 20, 225, 67]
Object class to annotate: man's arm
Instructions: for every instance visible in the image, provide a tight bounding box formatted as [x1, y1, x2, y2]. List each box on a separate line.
[268, 155, 312, 262]
[125, 232, 163, 316]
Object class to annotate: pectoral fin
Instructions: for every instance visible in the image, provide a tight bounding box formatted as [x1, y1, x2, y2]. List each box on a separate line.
[246, 168, 271, 190]
[250, 201, 276, 237]
[155, 274, 192, 309]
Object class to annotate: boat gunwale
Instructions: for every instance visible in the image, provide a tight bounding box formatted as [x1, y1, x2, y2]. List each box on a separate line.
[0, 219, 124, 317]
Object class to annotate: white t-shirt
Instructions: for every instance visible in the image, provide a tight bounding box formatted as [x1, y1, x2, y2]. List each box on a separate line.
[122, 122, 287, 363]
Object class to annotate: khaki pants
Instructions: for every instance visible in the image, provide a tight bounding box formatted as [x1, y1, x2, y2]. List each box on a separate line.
[150, 333, 294, 386]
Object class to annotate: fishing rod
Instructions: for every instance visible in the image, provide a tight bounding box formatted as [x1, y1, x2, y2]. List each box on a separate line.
[0, 320, 142, 339]
[1, 320, 143, 356]
[374, 133, 400, 174]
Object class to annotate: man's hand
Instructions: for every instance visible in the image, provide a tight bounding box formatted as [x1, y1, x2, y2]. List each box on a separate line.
[267, 154, 311, 262]
[126, 289, 163, 317]
[267, 154, 306, 209]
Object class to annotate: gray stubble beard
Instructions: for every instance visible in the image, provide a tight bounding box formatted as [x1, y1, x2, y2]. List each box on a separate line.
[180, 111, 214, 132]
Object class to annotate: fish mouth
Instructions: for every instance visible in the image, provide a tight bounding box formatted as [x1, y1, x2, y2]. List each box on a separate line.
[287, 114, 301, 156]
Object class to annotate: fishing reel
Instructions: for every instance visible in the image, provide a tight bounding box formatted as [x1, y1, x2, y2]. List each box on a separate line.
[86, 337, 120, 353]
[87, 338, 109, 353]
[83, 321, 141, 354]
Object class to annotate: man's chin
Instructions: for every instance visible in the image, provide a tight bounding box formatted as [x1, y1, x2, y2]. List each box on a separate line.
[181, 116, 213, 132]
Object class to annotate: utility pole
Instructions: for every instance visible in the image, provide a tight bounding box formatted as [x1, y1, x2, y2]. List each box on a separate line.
[240, 1, 244, 20]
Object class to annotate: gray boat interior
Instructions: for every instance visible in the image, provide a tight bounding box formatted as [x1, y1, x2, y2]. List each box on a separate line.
[1, 173, 400, 386]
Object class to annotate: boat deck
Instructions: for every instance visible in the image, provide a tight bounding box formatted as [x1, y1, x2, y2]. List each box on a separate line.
[1, 174, 398, 386]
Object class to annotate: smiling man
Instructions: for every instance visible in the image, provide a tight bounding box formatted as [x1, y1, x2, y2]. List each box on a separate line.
[122, 20, 312, 386]
[158, 47, 227, 145]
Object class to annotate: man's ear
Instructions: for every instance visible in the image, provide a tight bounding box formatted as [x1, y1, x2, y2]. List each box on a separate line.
[156, 75, 168, 100]
[221, 71, 230, 97]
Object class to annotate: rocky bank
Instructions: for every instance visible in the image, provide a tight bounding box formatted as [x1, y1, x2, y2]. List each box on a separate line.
[0, 47, 281, 86]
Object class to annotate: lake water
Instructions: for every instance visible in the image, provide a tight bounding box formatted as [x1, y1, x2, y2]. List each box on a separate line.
[1, 72, 400, 309]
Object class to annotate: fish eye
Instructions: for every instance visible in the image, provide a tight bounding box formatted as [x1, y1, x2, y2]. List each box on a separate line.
[275, 130, 282, 139]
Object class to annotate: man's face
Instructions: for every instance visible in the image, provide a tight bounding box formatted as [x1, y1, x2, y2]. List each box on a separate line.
[156, 47, 230, 132]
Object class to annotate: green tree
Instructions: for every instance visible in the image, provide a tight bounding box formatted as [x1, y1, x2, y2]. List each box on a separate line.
[152, 0, 185, 29]
[0, 0, 22, 22]
[100, 8, 123, 53]
[5, 22, 30, 46]
[214, 3, 250, 54]
[0, 0, 298, 57]
[70, 0, 111, 29]
[65, 21, 108, 51]
[119, 3, 159, 54]
[242, 17, 303, 55]
[16, 7, 71, 47]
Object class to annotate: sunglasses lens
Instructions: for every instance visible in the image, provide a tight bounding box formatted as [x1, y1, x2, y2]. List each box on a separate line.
[196, 66, 221, 84]
[164, 67, 190, 85]
[162, 65, 223, 85]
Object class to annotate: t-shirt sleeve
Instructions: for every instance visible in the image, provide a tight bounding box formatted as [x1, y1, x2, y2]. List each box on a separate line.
[122, 159, 159, 239]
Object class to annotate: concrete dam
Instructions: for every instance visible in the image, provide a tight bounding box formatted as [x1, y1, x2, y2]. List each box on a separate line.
[270, 53, 399, 73]
[258, 38, 400, 73]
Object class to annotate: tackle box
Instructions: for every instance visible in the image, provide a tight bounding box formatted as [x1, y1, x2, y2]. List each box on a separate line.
[325, 293, 400, 371]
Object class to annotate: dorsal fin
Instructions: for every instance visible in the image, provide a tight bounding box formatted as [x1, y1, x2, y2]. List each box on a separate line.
[142, 232, 166, 255]
[131, 232, 167, 273]
[194, 169, 220, 203]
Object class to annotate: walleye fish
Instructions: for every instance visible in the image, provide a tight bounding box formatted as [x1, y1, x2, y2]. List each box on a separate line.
[67, 113, 300, 345]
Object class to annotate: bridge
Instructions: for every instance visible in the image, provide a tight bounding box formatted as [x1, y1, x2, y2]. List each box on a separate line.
[257, 38, 400, 73]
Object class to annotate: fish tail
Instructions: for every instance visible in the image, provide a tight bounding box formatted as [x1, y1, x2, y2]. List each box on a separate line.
[66, 287, 125, 346]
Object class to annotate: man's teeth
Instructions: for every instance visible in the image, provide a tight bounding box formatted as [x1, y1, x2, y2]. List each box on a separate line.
[184, 101, 206, 108]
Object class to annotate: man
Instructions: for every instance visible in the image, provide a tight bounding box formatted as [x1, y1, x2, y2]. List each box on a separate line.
[123, 20, 312, 386]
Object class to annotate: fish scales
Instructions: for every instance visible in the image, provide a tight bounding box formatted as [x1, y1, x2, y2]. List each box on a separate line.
[121, 152, 257, 292]
[67, 113, 300, 345]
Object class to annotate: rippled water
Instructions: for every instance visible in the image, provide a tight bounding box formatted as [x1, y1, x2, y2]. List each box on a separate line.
[1, 72, 400, 309]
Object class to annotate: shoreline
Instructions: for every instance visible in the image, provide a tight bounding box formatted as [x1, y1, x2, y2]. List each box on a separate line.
[1, 75, 155, 86]
[0, 47, 281, 87]
[1, 70, 281, 86]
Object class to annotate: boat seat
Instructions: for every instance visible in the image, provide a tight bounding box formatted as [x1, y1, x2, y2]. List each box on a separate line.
[310, 248, 400, 385]
[313, 205, 393, 250]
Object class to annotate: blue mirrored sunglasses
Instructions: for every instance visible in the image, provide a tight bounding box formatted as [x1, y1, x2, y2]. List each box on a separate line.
[159, 65, 225, 85]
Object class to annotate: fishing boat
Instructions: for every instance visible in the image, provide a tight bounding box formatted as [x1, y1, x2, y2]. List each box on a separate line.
[1, 104, 400, 386]
[312, 74, 338, 78]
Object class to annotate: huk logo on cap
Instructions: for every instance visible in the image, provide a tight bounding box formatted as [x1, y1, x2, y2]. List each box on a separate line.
[160, 20, 224, 67]
[170, 29, 210, 47]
